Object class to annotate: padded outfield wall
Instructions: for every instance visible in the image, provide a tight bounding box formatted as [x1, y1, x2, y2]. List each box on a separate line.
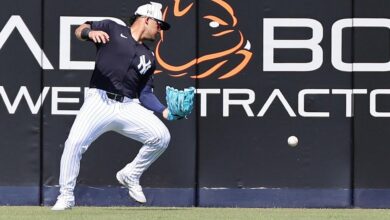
[0, 0, 390, 208]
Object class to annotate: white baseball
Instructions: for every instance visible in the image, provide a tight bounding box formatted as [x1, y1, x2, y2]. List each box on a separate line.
[288, 136, 298, 147]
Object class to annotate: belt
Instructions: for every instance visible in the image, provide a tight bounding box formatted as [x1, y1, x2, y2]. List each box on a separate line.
[106, 92, 124, 102]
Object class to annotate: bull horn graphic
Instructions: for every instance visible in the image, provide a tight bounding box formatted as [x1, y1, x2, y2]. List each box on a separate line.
[156, 0, 252, 79]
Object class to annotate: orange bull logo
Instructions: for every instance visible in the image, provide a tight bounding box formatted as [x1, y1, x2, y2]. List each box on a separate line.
[155, 0, 252, 79]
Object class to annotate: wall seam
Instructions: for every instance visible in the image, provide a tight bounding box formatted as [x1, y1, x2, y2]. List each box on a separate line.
[194, 0, 200, 207]
[351, 0, 356, 208]
[39, 0, 45, 206]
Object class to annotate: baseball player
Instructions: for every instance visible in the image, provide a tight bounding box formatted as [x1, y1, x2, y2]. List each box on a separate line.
[52, 2, 172, 210]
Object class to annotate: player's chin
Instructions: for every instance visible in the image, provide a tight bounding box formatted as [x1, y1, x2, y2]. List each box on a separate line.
[146, 35, 158, 42]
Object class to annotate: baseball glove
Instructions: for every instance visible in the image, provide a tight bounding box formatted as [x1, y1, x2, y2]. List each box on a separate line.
[166, 86, 196, 120]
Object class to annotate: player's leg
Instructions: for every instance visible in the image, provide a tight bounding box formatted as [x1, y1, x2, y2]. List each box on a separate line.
[115, 101, 170, 203]
[52, 89, 114, 210]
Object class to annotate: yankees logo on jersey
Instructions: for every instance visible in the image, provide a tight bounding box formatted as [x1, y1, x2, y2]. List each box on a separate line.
[138, 55, 151, 75]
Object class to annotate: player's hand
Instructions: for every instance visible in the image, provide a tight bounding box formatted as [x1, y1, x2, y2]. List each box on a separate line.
[89, 30, 110, 44]
[162, 108, 169, 119]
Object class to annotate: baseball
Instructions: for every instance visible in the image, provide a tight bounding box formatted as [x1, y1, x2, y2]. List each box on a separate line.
[288, 136, 298, 147]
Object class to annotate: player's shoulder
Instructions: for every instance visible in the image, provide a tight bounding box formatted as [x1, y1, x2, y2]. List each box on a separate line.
[102, 19, 126, 28]
[92, 19, 126, 30]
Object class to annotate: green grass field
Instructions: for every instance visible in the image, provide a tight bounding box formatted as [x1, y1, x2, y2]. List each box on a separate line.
[1, 207, 390, 220]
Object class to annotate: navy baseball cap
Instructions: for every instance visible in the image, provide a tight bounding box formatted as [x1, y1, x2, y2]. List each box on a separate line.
[134, 2, 170, 30]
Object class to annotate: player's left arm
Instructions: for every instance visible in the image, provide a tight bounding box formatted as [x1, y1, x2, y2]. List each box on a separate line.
[139, 83, 169, 119]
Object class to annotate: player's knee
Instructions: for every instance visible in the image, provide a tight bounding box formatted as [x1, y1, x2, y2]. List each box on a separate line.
[160, 129, 171, 149]
[157, 131, 170, 149]
[148, 128, 170, 149]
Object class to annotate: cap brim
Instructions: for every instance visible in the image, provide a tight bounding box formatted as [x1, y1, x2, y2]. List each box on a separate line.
[158, 20, 170, 30]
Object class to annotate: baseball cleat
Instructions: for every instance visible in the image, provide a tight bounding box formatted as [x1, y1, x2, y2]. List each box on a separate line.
[51, 198, 75, 211]
[116, 169, 146, 204]
[127, 184, 147, 204]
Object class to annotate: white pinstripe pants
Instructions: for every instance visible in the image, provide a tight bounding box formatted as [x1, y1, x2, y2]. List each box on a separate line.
[58, 88, 170, 198]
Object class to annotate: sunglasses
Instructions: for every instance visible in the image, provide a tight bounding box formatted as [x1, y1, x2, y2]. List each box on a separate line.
[148, 17, 162, 29]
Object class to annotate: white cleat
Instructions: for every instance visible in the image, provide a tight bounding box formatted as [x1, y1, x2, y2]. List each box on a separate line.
[116, 168, 146, 204]
[127, 184, 147, 204]
[51, 198, 75, 211]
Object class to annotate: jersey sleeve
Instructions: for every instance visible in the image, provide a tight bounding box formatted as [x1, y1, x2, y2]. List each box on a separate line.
[90, 19, 115, 33]
[139, 85, 166, 114]
[138, 76, 166, 114]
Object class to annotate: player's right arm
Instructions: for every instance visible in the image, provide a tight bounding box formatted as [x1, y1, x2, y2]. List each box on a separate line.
[75, 23, 110, 44]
